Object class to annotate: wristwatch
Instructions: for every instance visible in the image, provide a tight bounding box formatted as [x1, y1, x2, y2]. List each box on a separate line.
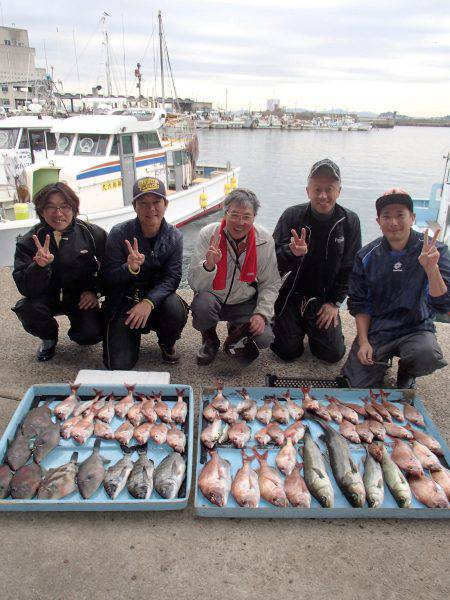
[333, 301, 342, 309]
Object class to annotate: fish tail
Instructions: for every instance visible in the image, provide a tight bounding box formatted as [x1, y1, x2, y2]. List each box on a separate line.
[70, 382, 81, 393]
[176, 387, 185, 396]
[70, 451, 79, 463]
[124, 383, 136, 393]
[93, 438, 101, 452]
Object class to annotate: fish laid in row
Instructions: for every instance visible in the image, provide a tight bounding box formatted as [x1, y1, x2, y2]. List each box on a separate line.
[77, 439, 108, 499]
[363, 450, 384, 508]
[303, 428, 334, 508]
[313, 417, 366, 508]
[198, 450, 232, 507]
[38, 452, 79, 499]
[127, 447, 154, 499]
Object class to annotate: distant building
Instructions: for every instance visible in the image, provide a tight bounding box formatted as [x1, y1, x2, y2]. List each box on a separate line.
[0, 26, 46, 111]
[267, 98, 280, 111]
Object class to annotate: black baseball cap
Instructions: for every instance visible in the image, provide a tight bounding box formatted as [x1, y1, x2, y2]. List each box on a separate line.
[132, 177, 166, 202]
[376, 192, 414, 216]
[308, 159, 341, 182]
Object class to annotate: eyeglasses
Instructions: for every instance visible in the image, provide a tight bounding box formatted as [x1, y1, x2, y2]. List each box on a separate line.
[43, 204, 73, 213]
[226, 211, 254, 223]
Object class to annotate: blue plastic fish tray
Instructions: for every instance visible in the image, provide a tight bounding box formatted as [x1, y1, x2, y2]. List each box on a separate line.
[0, 383, 194, 511]
[194, 387, 450, 518]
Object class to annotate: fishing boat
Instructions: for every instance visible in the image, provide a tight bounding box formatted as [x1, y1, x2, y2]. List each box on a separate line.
[0, 110, 240, 267]
[412, 152, 450, 246]
[412, 152, 450, 322]
[0, 115, 59, 212]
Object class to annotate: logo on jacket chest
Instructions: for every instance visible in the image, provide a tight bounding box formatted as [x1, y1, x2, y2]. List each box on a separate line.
[393, 261, 403, 272]
[334, 236, 344, 244]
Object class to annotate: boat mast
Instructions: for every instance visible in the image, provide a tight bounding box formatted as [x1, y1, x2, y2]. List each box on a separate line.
[158, 10, 164, 109]
[101, 12, 113, 97]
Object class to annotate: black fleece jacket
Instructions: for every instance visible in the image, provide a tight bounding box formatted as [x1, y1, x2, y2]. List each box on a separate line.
[273, 202, 361, 315]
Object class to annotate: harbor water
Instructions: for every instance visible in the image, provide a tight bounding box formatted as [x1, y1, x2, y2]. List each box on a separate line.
[180, 125, 449, 285]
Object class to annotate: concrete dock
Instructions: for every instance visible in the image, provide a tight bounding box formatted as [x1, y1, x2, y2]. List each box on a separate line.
[0, 265, 449, 600]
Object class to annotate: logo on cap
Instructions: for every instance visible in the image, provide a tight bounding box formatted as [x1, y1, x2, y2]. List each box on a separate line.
[138, 178, 160, 193]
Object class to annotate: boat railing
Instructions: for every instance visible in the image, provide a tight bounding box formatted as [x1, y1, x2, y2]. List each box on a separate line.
[412, 183, 442, 228]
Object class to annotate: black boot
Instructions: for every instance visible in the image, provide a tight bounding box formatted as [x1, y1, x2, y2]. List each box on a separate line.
[197, 326, 220, 366]
[37, 338, 57, 362]
[396, 366, 416, 389]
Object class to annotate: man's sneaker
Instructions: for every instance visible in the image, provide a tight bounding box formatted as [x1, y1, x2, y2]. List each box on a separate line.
[37, 339, 57, 362]
[159, 343, 180, 364]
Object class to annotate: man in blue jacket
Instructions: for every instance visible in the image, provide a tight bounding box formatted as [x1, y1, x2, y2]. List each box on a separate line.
[102, 177, 188, 370]
[343, 189, 450, 389]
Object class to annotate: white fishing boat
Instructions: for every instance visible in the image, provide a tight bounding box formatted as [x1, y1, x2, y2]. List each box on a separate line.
[0, 116, 59, 210]
[0, 111, 240, 267]
[412, 152, 450, 246]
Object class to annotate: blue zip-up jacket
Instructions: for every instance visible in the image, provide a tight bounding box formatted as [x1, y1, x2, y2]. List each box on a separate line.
[348, 229, 450, 345]
[102, 217, 182, 321]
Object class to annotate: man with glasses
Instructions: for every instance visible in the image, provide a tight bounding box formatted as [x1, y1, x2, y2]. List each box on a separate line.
[188, 188, 281, 365]
[102, 177, 188, 370]
[271, 159, 361, 364]
[342, 189, 450, 389]
[12, 182, 106, 361]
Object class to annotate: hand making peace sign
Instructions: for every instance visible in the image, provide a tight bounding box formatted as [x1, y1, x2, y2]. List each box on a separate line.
[419, 228, 440, 274]
[289, 228, 308, 257]
[125, 237, 145, 272]
[32, 234, 54, 267]
[205, 230, 222, 270]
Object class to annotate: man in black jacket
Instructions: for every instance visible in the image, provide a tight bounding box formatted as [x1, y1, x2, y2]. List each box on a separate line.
[271, 159, 361, 363]
[102, 177, 188, 370]
[12, 182, 106, 361]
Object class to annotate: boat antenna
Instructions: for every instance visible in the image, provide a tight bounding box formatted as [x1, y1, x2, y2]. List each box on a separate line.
[158, 10, 164, 109]
[101, 11, 113, 97]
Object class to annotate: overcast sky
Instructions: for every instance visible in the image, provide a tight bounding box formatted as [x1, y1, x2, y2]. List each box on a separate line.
[2, 0, 450, 116]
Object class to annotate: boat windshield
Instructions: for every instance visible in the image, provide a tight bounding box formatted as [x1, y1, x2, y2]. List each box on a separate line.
[0, 128, 20, 149]
[74, 134, 110, 156]
[55, 134, 75, 155]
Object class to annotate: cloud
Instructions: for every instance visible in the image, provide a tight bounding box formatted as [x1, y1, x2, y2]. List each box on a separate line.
[1, 0, 449, 115]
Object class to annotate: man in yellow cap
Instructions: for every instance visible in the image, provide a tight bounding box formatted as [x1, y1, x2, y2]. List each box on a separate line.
[102, 177, 188, 369]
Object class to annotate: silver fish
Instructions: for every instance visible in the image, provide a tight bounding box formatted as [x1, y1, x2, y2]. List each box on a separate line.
[201, 419, 228, 449]
[154, 452, 186, 499]
[104, 451, 134, 500]
[10, 461, 42, 499]
[6, 431, 34, 471]
[303, 429, 334, 508]
[363, 449, 384, 508]
[77, 439, 108, 499]
[127, 447, 154, 499]
[33, 420, 60, 463]
[380, 445, 412, 508]
[314, 417, 366, 508]
[38, 452, 78, 499]
[0, 464, 13, 498]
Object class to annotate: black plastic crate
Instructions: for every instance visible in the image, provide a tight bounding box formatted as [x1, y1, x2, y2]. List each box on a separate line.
[265, 373, 349, 389]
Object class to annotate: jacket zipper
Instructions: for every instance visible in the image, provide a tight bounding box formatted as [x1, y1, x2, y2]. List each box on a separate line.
[323, 216, 345, 298]
[278, 224, 312, 317]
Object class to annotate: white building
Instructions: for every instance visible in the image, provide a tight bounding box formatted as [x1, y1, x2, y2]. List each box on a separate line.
[0, 26, 46, 112]
[266, 98, 280, 111]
